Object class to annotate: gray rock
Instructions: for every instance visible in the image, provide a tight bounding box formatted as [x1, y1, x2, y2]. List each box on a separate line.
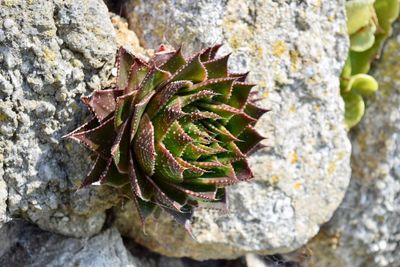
[115, 0, 352, 260]
[0, 220, 143, 267]
[306, 24, 400, 267]
[0, 0, 119, 237]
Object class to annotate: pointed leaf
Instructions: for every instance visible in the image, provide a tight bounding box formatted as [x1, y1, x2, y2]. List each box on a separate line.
[244, 102, 269, 120]
[203, 54, 230, 79]
[152, 99, 186, 141]
[133, 114, 156, 176]
[114, 91, 137, 128]
[163, 121, 192, 156]
[129, 152, 154, 201]
[226, 112, 256, 137]
[233, 160, 253, 181]
[81, 89, 123, 121]
[130, 91, 155, 140]
[136, 67, 171, 102]
[197, 103, 241, 119]
[100, 159, 129, 188]
[68, 116, 115, 157]
[146, 80, 193, 119]
[228, 82, 255, 109]
[229, 72, 249, 82]
[154, 143, 185, 183]
[236, 126, 265, 155]
[159, 47, 187, 73]
[80, 155, 107, 188]
[117, 47, 135, 90]
[126, 59, 150, 93]
[171, 54, 207, 83]
[111, 120, 130, 173]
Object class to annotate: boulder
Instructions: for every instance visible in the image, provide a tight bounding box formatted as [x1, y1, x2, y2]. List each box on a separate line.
[306, 24, 400, 267]
[0, 0, 118, 237]
[114, 0, 352, 260]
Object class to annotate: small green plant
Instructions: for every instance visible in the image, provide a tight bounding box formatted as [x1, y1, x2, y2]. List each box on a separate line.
[341, 0, 399, 128]
[64, 45, 267, 229]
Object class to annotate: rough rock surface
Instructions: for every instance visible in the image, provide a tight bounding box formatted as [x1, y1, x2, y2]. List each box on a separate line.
[0, 0, 119, 237]
[305, 24, 400, 267]
[0, 220, 142, 267]
[0, 220, 245, 267]
[115, 0, 352, 260]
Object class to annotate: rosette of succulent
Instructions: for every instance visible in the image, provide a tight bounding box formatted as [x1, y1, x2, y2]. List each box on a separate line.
[64, 45, 267, 229]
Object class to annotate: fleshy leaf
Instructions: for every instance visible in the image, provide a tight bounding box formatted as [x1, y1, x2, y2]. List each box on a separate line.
[117, 47, 135, 90]
[154, 143, 186, 183]
[80, 155, 107, 188]
[203, 54, 230, 79]
[171, 54, 207, 83]
[236, 126, 265, 155]
[133, 114, 156, 176]
[81, 89, 123, 121]
[228, 82, 255, 109]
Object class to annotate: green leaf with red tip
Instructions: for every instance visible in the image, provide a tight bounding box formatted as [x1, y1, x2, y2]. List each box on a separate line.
[180, 90, 217, 106]
[168, 183, 217, 201]
[145, 175, 184, 211]
[171, 54, 207, 83]
[152, 99, 186, 141]
[129, 153, 154, 201]
[163, 121, 192, 157]
[126, 60, 149, 93]
[151, 50, 176, 67]
[233, 160, 253, 181]
[146, 80, 193, 119]
[114, 91, 136, 129]
[100, 159, 129, 188]
[229, 72, 249, 82]
[228, 82, 255, 109]
[203, 54, 230, 79]
[136, 67, 171, 102]
[80, 155, 107, 188]
[68, 116, 115, 157]
[226, 112, 256, 137]
[182, 122, 215, 144]
[133, 114, 156, 176]
[111, 120, 130, 173]
[199, 44, 222, 61]
[81, 89, 123, 121]
[117, 47, 135, 90]
[202, 121, 239, 142]
[175, 157, 207, 178]
[244, 102, 269, 120]
[236, 126, 264, 155]
[130, 91, 155, 140]
[181, 78, 235, 100]
[197, 103, 241, 119]
[159, 48, 187, 73]
[154, 143, 186, 183]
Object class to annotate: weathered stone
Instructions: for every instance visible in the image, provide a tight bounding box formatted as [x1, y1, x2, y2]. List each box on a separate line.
[0, 220, 144, 267]
[0, 0, 119, 237]
[305, 24, 400, 267]
[114, 0, 352, 260]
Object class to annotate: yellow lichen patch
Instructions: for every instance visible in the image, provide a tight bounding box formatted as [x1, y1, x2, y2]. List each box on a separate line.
[273, 40, 286, 57]
[3, 0, 17, 7]
[290, 151, 299, 164]
[336, 151, 346, 161]
[0, 154, 3, 162]
[314, 104, 321, 112]
[262, 90, 269, 98]
[289, 105, 296, 113]
[43, 48, 56, 62]
[294, 181, 302, 190]
[0, 112, 9, 122]
[289, 50, 300, 72]
[327, 161, 337, 175]
[271, 175, 280, 184]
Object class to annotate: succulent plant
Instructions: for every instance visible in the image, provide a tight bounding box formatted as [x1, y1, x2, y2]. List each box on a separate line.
[64, 45, 267, 229]
[341, 0, 399, 129]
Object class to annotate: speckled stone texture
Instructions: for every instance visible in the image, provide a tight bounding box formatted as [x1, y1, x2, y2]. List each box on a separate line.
[114, 0, 352, 260]
[306, 24, 400, 267]
[0, 0, 120, 237]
